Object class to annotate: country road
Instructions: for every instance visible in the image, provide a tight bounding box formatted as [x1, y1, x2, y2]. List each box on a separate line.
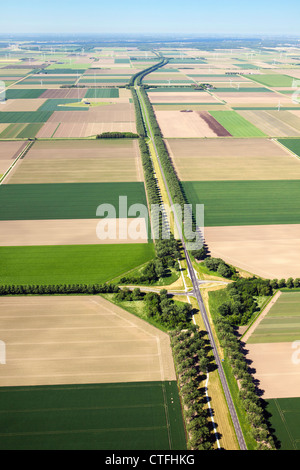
[133, 64, 247, 450]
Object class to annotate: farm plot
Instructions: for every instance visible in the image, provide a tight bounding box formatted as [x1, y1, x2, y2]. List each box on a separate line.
[209, 111, 267, 137]
[244, 292, 300, 400]
[166, 138, 297, 181]
[245, 74, 295, 87]
[5, 89, 47, 99]
[278, 138, 300, 157]
[47, 103, 135, 123]
[204, 224, 300, 279]
[213, 92, 293, 107]
[0, 99, 46, 112]
[0, 218, 148, 246]
[0, 141, 27, 175]
[39, 88, 87, 99]
[182, 180, 300, 227]
[0, 295, 174, 387]
[265, 398, 300, 450]
[148, 91, 220, 105]
[5, 139, 143, 184]
[0, 121, 43, 139]
[236, 110, 300, 137]
[0, 243, 155, 286]
[0, 111, 53, 123]
[51, 121, 137, 138]
[154, 110, 230, 138]
[0, 380, 184, 450]
[0, 182, 148, 221]
[84, 88, 119, 99]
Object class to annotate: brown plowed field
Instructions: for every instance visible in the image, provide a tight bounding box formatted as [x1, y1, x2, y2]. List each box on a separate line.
[0, 218, 148, 246]
[245, 343, 300, 399]
[5, 139, 143, 183]
[0, 295, 175, 387]
[52, 121, 137, 138]
[197, 111, 232, 136]
[154, 110, 219, 138]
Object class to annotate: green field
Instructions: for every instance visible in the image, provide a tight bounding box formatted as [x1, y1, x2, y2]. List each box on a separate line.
[0, 243, 155, 286]
[278, 138, 300, 158]
[46, 63, 91, 70]
[214, 87, 270, 92]
[0, 182, 148, 221]
[0, 111, 52, 123]
[266, 398, 300, 450]
[0, 380, 185, 450]
[84, 88, 119, 99]
[247, 292, 300, 344]
[0, 122, 43, 138]
[15, 123, 44, 138]
[80, 78, 129, 83]
[245, 74, 295, 88]
[5, 89, 47, 99]
[37, 99, 88, 112]
[209, 111, 267, 137]
[182, 180, 300, 227]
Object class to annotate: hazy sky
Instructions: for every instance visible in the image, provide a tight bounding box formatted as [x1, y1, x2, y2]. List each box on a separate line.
[0, 0, 299, 36]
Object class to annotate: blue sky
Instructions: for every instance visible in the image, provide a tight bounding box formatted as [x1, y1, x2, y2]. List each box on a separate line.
[0, 0, 299, 36]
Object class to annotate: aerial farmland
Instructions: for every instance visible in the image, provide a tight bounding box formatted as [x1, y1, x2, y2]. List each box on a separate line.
[0, 31, 300, 454]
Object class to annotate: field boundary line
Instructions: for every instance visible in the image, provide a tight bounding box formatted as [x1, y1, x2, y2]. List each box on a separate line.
[0, 140, 33, 185]
[241, 290, 281, 343]
[273, 138, 300, 161]
[274, 399, 297, 450]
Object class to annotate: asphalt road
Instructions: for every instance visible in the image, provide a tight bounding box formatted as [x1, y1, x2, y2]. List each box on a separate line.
[135, 80, 247, 450]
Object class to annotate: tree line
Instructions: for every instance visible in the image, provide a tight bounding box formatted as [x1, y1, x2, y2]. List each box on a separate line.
[215, 316, 276, 450]
[170, 326, 217, 450]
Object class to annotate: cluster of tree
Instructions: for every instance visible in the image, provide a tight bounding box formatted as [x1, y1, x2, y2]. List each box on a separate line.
[120, 252, 180, 286]
[130, 88, 146, 137]
[217, 277, 273, 326]
[215, 317, 276, 450]
[96, 132, 139, 139]
[115, 288, 192, 330]
[0, 283, 120, 296]
[202, 257, 237, 279]
[127, 57, 169, 87]
[170, 326, 215, 450]
[191, 246, 209, 261]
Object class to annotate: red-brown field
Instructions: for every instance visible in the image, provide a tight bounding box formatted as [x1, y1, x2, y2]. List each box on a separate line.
[39, 88, 87, 99]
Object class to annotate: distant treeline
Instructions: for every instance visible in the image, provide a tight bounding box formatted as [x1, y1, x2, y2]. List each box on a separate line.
[96, 132, 139, 139]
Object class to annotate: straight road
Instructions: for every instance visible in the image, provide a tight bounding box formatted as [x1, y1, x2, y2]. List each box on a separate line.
[135, 76, 247, 450]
